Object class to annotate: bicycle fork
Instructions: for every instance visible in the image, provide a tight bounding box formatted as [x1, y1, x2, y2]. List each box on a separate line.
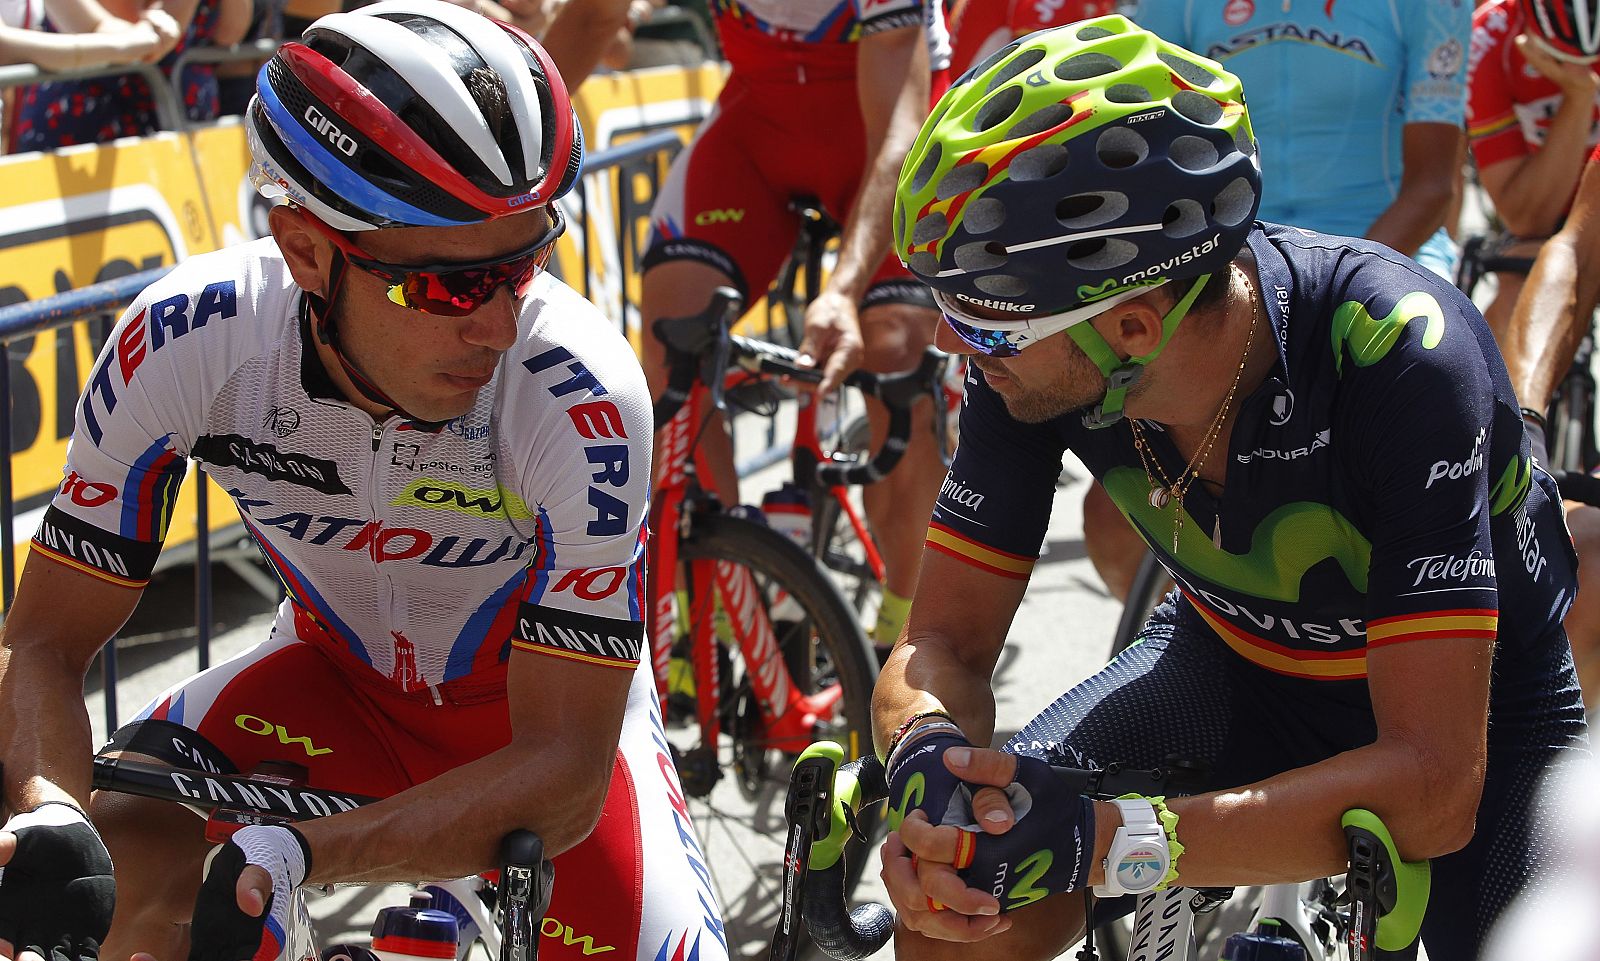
[695, 556, 843, 752]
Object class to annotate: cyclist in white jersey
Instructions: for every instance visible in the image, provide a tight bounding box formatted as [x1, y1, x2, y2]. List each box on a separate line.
[0, 6, 726, 961]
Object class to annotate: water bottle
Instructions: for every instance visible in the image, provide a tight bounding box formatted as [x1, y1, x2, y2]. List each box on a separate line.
[1220, 919, 1307, 960]
[371, 891, 460, 961]
[761, 481, 812, 551]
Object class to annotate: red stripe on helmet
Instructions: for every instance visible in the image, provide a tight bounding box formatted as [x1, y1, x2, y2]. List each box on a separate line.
[493, 20, 576, 202]
[276, 42, 507, 218]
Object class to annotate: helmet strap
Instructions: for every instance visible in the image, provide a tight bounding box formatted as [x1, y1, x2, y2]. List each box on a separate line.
[1069, 273, 1212, 429]
[306, 251, 448, 431]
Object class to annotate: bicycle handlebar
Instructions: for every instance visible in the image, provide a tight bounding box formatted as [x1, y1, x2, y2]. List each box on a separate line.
[81, 756, 551, 960]
[653, 287, 949, 490]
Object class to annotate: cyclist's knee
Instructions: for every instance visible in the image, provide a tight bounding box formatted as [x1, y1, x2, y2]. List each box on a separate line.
[92, 789, 212, 938]
[1083, 482, 1143, 603]
[859, 301, 938, 373]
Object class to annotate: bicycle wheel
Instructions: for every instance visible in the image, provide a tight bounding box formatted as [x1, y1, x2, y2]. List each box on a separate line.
[663, 511, 881, 960]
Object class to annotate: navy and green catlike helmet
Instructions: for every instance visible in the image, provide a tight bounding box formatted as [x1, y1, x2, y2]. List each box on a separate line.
[893, 14, 1261, 320]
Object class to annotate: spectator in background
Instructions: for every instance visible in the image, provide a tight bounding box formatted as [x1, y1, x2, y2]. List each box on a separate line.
[1081, 1, 1471, 602]
[9, 0, 251, 150]
[1466, 0, 1600, 347]
[946, 0, 1117, 78]
[1, 0, 177, 147]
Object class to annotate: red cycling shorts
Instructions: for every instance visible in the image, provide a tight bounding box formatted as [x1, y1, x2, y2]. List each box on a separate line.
[106, 634, 728, 961]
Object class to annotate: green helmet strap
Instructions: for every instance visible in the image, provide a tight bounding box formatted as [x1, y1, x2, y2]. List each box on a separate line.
[1068, 273, 1213, 429]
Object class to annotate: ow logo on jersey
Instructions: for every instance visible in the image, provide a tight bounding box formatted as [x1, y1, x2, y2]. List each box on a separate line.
[393, 478, 534, 519]
[83, 281, 239, 445]
[523, 347, 634, 537]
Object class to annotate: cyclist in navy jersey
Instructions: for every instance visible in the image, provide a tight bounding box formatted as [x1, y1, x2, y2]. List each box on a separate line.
[1084, 0, 1473, 603]
[874, 17, 1585, 961]
[0, 6, 726, 961]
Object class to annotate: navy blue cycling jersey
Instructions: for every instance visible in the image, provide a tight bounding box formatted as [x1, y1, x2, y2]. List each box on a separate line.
[930, 223, 1576, 684]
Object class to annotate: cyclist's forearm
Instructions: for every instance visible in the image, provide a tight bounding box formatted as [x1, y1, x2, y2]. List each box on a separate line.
[1161, 733, 1480, 887]
[1364, 177, 1452, 259]
[1489, 101, 1594, 238]
[1505, 230, 1586, 408]
[827, 29, 929, 302]
[0, 646, 99, 812]
[296, 736, 614, 884]
[873, 632, 1002, 755]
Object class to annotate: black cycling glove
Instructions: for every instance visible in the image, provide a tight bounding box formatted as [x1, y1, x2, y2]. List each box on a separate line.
[0, 802, 116, 961]
[189, 825, 311, 961]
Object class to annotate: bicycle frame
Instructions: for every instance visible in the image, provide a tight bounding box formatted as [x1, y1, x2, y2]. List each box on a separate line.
[649, 374, 848, 755]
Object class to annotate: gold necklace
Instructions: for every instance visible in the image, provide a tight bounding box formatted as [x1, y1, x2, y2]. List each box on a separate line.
[1128, 265, 1259, 554]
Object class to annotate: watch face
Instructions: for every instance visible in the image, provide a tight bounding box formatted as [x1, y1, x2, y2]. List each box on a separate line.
[1114, 842, 1168, 891]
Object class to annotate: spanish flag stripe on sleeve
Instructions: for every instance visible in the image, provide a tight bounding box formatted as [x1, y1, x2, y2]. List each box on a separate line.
[30, 541, 148, 589]
[1366, 609, 1499, 647]
[509, 639, 636, 670]
[924, 523, 1035, 580]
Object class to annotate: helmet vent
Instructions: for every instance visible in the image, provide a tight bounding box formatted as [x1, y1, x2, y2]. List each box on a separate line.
[1159, 52, 1219, 88]
[1171, 90, 1224, 125]
[910, 142, 943, 193]
[955, 241, 1008, 272]
[986, 46, 1046, 93]
[1011, 144, 1069, 182]
[1095, 126, 1148, 168]
[1006, 102, 1073, 139]
[1234, 125, 1257, 159]
[936, 161, 990, 199]
[969, 40, 1021, 82]
[908, 251, 941, 277]
[975, 274, 1028, 297]
[1055, 52, 1121, 82]
[1066, 237, 1137, 271]
[1075, 24, 1115, 41]
[964, 197, 1006, 234]
[912, 211, 950, 246]
[1211, 176, 1257, 227]
[1162, 199, 1208, 239]
[1055, 191, 1128, 228]
[1169, 135, 1220, 171]
[1105, 83, 1152, 104]
[974, 86, 1024, 132]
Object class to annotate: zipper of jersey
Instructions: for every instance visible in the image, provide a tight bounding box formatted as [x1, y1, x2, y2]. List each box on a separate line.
[368, 419, 401, 689]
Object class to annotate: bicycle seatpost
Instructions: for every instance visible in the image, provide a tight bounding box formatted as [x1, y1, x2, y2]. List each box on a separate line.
[497, 830, 552, 961]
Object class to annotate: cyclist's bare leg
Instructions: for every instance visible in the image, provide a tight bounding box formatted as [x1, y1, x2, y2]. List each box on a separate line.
[1563, 503, 1600, 709]
[891, 897, 1081, 961]
[641, 259, 742, 503]
[1083, 480, 1144, 603]
[859, 302, 942, 605]
[91, 758, 213, 959]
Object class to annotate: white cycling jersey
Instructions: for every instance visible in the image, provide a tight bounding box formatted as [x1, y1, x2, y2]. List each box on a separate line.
[37, 237, 652, 692]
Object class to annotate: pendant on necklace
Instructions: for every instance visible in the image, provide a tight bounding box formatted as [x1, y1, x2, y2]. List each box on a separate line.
[1149, 486, 1171, 509]
[1213, 516, 1223, 549]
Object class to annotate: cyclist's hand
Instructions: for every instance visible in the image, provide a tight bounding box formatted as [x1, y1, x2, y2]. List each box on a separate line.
[880, 823, 1010, 942]
[797, 291, 864, 396]
[188, 825, 310, 961]
[949, 753, 1097, 913]
[1516, 32, 1600, 98]
[885, 726, 973, 835]
[0, 802, 116, 961]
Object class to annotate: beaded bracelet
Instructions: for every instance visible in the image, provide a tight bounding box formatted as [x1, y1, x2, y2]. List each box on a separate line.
[881, 709, 960, 764]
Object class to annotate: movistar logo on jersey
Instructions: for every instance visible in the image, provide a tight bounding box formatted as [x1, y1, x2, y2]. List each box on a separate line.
[1121, 234, 1220, 286]
[1207, 24, 1378, 65]
[955, 293, 1034, 312]
[1331, 291, 1445, 375]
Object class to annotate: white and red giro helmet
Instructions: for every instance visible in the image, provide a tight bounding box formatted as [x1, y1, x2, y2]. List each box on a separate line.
[246, 0, 584, 231]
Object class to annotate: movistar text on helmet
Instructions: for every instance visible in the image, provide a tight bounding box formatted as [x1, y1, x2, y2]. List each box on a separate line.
[1121, 233, 1221, 285]
[955, 293, 1035, 312]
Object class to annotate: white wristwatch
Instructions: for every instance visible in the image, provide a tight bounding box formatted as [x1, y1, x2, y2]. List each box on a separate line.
[1099, 798, 1170, 897]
